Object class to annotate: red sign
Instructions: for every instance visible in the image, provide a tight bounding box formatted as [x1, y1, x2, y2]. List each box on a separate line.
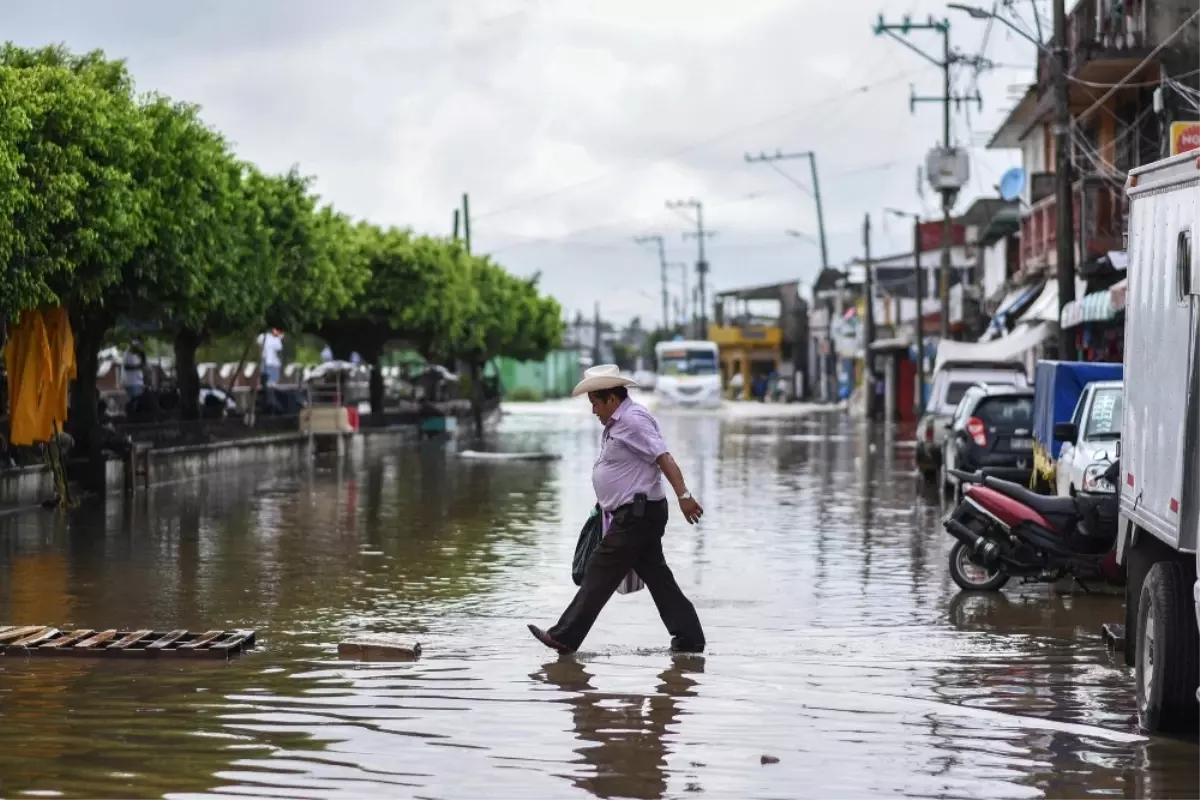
[918, 222, 966, 252]
[1170, 121, 1200, 156]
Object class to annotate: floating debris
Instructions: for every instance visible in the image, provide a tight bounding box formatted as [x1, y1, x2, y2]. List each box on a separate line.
[458, 450, 560, 462]
[0, 627, 256, 660]
[338, 634, 422, 661]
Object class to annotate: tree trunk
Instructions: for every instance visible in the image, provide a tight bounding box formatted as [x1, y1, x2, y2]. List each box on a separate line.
[367, 351, 385, 415]
[67, 310, 109, 492]
[470, 359, 484, 436]
[174, 328, 203, 421]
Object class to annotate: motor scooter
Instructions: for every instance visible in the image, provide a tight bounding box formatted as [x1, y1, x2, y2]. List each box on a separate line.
[942, 461, 1121, 592]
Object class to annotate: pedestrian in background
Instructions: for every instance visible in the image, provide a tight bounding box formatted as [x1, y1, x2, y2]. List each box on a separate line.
[257, 329, 283, 386]
[528, 365, 706, 655]
[122, 339, 147, 399]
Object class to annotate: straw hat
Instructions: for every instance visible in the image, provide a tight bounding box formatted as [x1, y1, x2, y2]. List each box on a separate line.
[571, 364, 639, 397]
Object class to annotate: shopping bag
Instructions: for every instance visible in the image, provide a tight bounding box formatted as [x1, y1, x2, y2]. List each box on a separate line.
[572, 504, 603, 586]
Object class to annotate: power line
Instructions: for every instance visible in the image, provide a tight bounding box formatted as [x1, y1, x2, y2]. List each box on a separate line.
[1075, 8, 1200, 126]
[743, 150, 830, 271]
[666, 198, 715, 336]
[633, 234, 670, 331]
[471, 68, 933, 222]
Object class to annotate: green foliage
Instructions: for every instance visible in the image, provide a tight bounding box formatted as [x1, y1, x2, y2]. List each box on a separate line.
[0, 45, 149, 319]
[448, 260, 563, 367]
[0, 42, 561, 433]
[505, 386, 544, 402]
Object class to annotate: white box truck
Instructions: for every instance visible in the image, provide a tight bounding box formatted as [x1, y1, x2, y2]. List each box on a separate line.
[1119, 151, 1200, 734]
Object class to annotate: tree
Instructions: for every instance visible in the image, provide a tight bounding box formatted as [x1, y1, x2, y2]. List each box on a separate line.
[120, 99, 260, 421]
[448, 259, 562, 431]
[316, 228, 472, 414]
[0, 46, 154, 455]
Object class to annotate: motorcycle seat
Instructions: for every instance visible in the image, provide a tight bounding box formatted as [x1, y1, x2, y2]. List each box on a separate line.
[982, 477, 1078, 517]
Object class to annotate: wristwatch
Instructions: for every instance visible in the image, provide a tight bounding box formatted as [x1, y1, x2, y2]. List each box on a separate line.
[678, 492, 692, 500]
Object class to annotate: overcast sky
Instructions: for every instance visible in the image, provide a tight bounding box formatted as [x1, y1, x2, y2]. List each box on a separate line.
[5, 0, 1042, 326]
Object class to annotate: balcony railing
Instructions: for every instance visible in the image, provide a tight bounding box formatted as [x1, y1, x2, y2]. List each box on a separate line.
[1019, 178, 1126, 274]
[1070, 0, 1146, 55]
[1038, 0, 1150, 89]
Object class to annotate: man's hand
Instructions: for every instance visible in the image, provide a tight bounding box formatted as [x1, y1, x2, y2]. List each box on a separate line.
[679, 495, 703, 524]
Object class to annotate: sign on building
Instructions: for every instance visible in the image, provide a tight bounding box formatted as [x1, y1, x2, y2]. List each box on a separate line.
[1170, 121, 1200, 156]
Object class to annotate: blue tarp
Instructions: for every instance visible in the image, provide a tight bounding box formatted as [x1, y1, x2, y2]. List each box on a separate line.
[1033, 360, 1123, 460]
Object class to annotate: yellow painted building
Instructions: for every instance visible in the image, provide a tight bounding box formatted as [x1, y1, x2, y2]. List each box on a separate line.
[707, 323, 783, 397]
[709, 281, 804, 397]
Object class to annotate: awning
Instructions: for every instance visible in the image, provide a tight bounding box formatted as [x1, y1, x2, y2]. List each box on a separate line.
[1016, 277, 1087, 326]
[979, 283, 1041, 342]
[1061, 278, 1128, 328]
[934, 321, 1053, 374]
[1110, 278, 1128, 311]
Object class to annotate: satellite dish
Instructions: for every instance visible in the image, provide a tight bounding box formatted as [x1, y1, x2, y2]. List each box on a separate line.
[998, 167, 1026, 201]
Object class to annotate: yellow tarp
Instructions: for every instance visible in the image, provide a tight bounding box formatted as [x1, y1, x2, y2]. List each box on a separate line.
[5, 307, 76, 446]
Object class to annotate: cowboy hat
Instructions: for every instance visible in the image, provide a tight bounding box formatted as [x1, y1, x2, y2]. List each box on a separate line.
[572, 364, 639, 397]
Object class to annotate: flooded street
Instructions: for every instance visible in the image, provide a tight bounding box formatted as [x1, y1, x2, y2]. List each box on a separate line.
[0, 398, 1194, 799]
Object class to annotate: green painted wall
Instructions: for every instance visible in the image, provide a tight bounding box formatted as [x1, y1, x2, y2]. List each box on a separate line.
[487, 349, 581, 399]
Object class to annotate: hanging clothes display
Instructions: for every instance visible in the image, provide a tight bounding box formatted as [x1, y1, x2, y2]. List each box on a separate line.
[5, 307, 76, 446]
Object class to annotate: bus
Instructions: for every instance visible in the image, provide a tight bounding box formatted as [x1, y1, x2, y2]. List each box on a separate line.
[653, 340, 722, 408]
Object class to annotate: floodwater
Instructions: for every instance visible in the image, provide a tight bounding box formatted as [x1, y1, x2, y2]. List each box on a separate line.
[0, 397, 1194, 799]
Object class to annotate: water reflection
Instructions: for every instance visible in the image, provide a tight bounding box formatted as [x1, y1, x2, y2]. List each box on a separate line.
[535, 657, 703, 799]
[0, 401, 1193, 798]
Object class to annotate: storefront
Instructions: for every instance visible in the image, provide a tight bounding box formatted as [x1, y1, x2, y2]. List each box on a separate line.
[1059, 278, 1126, 363]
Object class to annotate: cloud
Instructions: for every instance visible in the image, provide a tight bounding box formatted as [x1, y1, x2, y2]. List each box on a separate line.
[5, 0, 1029, 326]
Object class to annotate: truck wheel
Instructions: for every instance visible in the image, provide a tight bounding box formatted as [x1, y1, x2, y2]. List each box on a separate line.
[948, 541, 1009, 592]
[1135, 560, 1200, 734]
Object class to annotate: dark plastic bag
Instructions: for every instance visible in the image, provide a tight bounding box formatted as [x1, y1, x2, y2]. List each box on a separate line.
[572, 504, 603, 586]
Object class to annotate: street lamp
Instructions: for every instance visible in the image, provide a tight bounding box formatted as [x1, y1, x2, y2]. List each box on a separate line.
[885, 208, 927, 415]
[946, 4, 1045, 51]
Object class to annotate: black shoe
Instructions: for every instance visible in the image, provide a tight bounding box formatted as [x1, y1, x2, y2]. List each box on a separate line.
[670, 638, 705, 654]
[528, 624, 574, 654]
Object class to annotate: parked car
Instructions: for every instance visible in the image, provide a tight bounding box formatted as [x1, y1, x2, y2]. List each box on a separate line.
[1031, 360, 1122, 493]
[939, 384, 1036, 501]
[1053, 380, 1122, 497]
[915, 361, 1030, 482]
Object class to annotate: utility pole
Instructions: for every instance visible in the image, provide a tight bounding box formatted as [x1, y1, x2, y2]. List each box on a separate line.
[911, 217, 925, 413]
[634, 234, 670, 332]
[863, 213, 878, 420]
[1052, 0, 1076, 357]
[593, 301, 601, 366]
[874, 14, 987, 341]
[743, 150, 830, 272]
[666, 199, 715, 338]
[453, 209, 460, 240]
[668, 261, 689, 330]
[462, 193, 472, 254]
[887, 208, 928, 414]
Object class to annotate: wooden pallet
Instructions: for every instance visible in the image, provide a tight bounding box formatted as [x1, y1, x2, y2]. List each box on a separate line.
[0, 627, 257, 659]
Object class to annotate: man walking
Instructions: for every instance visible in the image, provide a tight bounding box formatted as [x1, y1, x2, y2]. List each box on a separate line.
[529, 365, 706, 654]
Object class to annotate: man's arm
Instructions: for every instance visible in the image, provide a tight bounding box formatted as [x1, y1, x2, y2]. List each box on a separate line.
[657, 453, 703, 524]
[657, 453, 688, 497]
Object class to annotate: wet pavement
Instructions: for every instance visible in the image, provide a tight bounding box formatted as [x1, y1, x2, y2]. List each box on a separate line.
[0, 396, 1195, 799]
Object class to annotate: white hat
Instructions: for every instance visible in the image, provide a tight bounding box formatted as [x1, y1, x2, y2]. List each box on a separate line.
[572, 364, 639, 397]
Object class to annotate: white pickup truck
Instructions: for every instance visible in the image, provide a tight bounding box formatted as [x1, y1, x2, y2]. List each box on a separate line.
[1054, 380, 1122, 498]
[1119, 152, 1200, 733]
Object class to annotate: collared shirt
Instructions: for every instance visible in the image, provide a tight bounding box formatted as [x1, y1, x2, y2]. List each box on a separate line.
[593, 398, 669, 512]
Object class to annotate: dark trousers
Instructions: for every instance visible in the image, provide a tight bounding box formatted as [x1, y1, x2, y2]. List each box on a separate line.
[549, 498, 705, 651]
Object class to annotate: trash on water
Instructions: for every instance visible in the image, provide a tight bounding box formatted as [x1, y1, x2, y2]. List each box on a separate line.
[458, 450, 560, 462]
